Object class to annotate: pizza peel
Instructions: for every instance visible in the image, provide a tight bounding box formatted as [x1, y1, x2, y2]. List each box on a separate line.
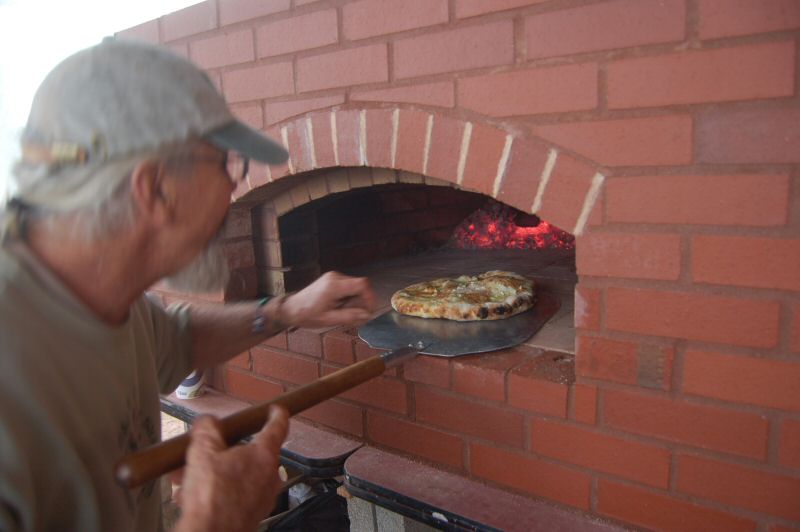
[115, 295, 559, 489]
[116, 344, 420, 489]
[358, 291, 560, 357]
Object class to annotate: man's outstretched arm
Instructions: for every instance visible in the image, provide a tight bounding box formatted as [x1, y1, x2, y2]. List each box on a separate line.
[185, 271, 375, 371]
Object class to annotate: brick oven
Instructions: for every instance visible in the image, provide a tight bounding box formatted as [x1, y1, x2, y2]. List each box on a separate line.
[125, 0, 800, 530]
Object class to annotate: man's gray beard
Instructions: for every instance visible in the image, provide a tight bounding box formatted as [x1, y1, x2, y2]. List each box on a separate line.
[164, 236, 230, 293]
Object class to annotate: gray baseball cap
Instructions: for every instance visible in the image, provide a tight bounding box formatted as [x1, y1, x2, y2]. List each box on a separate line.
[20, 37, 288, 167]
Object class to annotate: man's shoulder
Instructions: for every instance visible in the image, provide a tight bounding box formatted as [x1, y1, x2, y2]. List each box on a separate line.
[0, 242, 19, 273]
[0, 246, 56, 350]
[0, 245, 26, 308]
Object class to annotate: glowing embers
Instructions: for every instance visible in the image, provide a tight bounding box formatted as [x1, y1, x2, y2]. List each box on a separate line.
[450, 200, 574, 250]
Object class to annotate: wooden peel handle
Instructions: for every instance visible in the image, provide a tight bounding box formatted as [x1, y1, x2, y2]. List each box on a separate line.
[115, 354, 389, 489]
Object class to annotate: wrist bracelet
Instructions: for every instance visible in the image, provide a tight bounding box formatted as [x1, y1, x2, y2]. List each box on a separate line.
[251, 297, 270, 334]
[252, 294, 296, 334]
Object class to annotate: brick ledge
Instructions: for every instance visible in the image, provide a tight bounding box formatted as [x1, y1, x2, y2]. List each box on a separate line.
[344, 446, 629, 532]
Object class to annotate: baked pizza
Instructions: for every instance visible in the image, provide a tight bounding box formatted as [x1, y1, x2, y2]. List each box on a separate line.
[391, 270, 535, 321]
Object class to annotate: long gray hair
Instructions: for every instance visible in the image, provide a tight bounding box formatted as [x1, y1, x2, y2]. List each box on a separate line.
[2, 143, 194, 242]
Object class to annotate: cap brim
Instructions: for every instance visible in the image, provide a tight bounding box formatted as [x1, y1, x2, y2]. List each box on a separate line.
[205, 121, 288, 164]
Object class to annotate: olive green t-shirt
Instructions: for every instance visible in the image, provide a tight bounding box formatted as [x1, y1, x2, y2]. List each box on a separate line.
[0, 243, 192, 531]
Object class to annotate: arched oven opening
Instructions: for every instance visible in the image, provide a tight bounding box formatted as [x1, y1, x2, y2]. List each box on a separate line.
[251, 168, 577, 353]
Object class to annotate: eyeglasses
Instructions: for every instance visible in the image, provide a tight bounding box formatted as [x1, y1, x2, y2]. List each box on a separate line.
[164, 149, 250, 185]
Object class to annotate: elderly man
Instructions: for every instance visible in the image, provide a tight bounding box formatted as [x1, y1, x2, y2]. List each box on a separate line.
[0, 39, 374, 531]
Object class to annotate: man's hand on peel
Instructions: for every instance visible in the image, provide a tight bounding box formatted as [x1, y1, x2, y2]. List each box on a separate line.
[282, 271, 376, 329]
[173, 406, 289, 532]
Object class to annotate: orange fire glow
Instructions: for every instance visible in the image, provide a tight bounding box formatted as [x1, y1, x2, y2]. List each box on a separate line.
[451, 201, 574, 250]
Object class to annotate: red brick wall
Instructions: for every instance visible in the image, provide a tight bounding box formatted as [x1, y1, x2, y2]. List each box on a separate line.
[125, 1, 800, 529]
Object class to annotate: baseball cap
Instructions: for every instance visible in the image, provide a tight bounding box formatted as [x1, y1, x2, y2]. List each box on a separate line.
[20, 37, 288, 168]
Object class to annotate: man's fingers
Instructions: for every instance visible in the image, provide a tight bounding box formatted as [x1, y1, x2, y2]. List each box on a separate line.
[290, 272, 375, 329]
[172, 484, 184, 508]
[187, 416, 226, 458]
[169, 467, 185, 486]
[339, 291, 375, 312]
[335, 276, 375, 311]
[334, 308, 372, 324]
[252, 405, 289, 456]
[266, 404, 289, 452]
[313, 308, 371, 327]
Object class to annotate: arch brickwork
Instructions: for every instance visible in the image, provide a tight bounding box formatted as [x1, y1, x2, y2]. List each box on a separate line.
[231, 106, 605, 237]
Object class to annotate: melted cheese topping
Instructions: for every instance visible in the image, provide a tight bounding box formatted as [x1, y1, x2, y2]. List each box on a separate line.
[392, 270, 534, 320]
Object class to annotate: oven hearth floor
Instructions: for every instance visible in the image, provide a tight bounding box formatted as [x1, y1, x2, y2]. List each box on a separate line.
[341, 248, 576, 354]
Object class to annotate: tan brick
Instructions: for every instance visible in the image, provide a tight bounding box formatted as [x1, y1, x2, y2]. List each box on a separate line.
[343, 0, 448, 40]
[394, 21, 513, 79]
[297, 44, 388, 92]
[257, 9, 337, 57]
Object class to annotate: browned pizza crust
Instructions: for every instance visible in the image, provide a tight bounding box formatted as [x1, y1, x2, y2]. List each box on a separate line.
[391, 270, 535, 321]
